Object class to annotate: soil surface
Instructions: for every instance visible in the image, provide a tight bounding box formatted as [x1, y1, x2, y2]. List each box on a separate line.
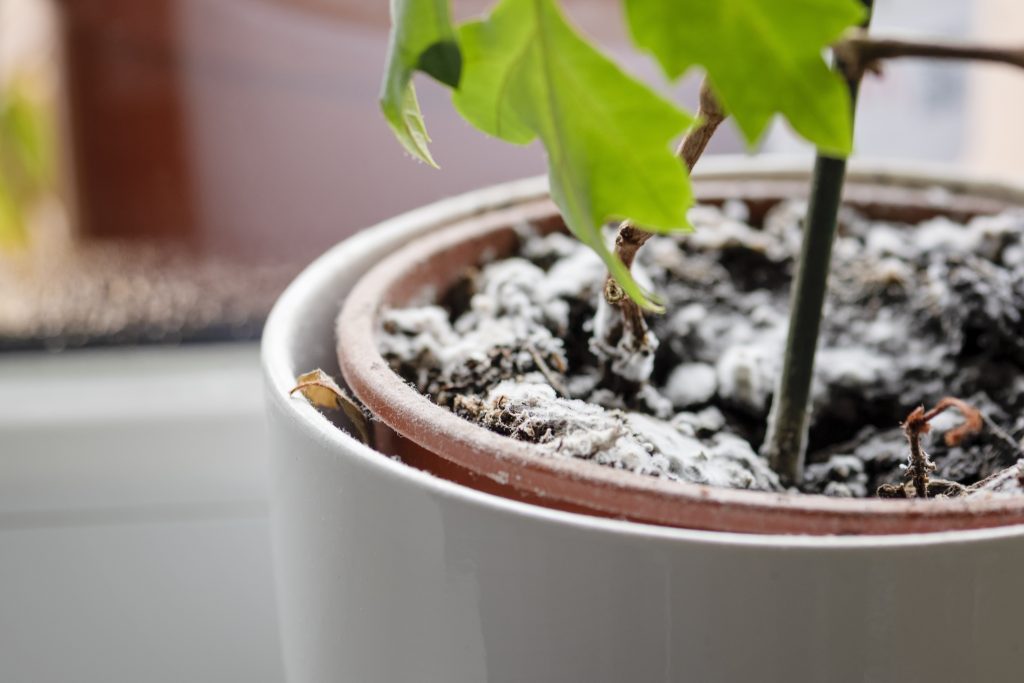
[378, 199, 1024, 498]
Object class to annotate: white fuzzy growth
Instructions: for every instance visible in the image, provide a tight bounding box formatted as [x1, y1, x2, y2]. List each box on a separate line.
[966, 460, 1024, 497]
[378, 201, 1024, 498]
[673, 406, 727, 434]
[971, 210, 1024, 264]
[815, 347, 893, 389]
[864, 226, 912, 259]
[588, 259, 660, 385]
[664, 363, 718, 409]
[589, 300, 660, 386]
[379, 304, 545, 379]
[715, 344, 780, 414]
[915, 216, 982, 255]
[479, 380, 782, 491]
[610, 333, 659, 385]
[686, 212, 787, 262]
[805, 455, 868, 498]
[380, 255, 585, 386]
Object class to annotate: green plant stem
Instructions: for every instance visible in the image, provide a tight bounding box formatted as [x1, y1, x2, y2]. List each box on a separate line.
[764, 0, 874, 486]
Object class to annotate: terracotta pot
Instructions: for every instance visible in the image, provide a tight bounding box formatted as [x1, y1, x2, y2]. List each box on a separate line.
[263, 164, 1024, 682]
[337, 160, 1024, 535]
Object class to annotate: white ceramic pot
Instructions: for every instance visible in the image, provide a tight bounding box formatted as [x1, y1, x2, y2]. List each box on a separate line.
[262, 161, 1024, 683]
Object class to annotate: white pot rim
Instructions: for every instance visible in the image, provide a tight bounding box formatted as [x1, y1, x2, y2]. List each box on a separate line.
[262, 155, 1024, 550]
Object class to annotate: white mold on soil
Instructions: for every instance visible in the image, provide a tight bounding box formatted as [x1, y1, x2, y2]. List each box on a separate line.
[379, 201, 1024, 497]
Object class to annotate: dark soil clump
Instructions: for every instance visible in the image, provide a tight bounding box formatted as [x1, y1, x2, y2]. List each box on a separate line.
[378, 198, 1024, 498]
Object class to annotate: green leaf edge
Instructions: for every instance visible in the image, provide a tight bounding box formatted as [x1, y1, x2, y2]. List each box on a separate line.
[622, 0, 865, 157]
[452, 0, 693, 311]
[379, 0, 463, 167]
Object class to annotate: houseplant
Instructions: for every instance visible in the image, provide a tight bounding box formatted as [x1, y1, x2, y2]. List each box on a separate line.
[337, 0, 1024, 527]
[263, 0, 1024, 680]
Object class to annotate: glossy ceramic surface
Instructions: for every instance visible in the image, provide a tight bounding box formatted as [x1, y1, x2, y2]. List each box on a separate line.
[263, 162, 1024, 682]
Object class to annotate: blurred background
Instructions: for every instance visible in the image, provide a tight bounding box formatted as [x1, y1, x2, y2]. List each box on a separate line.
[1, 0, 1021, 681]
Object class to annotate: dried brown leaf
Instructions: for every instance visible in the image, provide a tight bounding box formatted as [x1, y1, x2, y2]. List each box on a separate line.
[290, 369, 371, 444]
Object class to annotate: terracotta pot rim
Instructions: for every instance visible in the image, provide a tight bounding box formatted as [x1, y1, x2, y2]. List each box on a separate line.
[333, 159, 1024, 535]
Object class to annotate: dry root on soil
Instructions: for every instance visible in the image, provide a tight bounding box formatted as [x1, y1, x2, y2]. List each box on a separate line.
[877, 397, 983, 499]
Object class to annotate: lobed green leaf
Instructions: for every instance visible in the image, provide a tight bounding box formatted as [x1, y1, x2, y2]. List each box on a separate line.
[454, 0, 694, 309]
[624, 0, 866, 156]
[380, 0, 462, 167]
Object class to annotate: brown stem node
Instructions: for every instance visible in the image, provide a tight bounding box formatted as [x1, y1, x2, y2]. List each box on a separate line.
[601, 79, 727, 350]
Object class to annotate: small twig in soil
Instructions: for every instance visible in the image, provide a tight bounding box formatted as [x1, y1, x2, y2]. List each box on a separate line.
[980, 413, 1024, 460]
[876, 478, 967, 499]
[900, 397, 983, 499]
[966, 464, 1021, 495]
[833, 30, 1024, 81]
[602, 78, 727, 348]
[527, 345, 571, 398]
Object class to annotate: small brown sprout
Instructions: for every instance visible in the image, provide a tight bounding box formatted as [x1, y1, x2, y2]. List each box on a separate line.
[894, 396, 984, 500]
[926, 397, 983, 447]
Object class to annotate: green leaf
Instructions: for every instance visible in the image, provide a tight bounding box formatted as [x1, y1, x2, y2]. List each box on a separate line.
[0, 180, 25, 248]
[2, 89, 51, 186]
[0, 80, 54, 248]
[624, 0, 865, 156]
[454, 0, 694, 309]
[380, 0, 462, 167]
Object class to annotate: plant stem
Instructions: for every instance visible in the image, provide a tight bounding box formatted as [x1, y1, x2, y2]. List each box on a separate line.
[902, 398, 982, 498]
[604, 79, 726, 345]
[676, 79, 728, 174]
[834, 31, 1024, 80]
[903, 407, 933, 499]
[763, 1, 874, 486]
[763, 158, 850, 484]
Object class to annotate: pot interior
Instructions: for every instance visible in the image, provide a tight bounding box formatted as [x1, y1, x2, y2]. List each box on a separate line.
[340, 172, 1024, 535]
[383, 179, 1012, 310]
